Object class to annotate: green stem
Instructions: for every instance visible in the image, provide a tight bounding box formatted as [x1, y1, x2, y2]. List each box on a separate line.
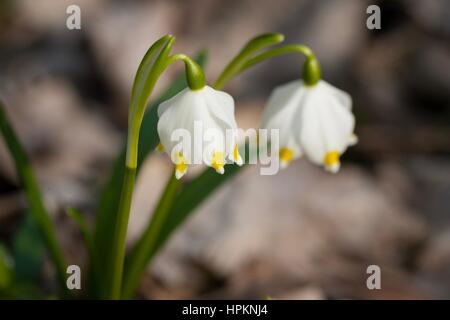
[104, 38, 205, 298]
[168, 54, 205, 90]
[241, 44, 313, 69]
[121, 173, 179, 299]
[126, 55, 206, 168]
[119, 54, 240, 298]
[241, 44, 321, 86]
[104, 41, 171, 298]
[120, 34, 284, 299]
[0, 101, 68, 296]
[104, 166, 136, 299]
[213, 33, 284, 89]
[119, 36, 321, 299]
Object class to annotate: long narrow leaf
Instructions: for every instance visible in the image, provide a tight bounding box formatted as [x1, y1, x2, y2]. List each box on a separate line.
[91, 51, 207, 296]
[12, 214, 44, 283]
[94, 52, 207, 249]
[123, 33, 286, 297]
[0, 244, 13, 290]
[93, 36, 173, 265]
[67, 207, 98, 297]
[156, 165, 241, 255]
[0, 101, 67, 294]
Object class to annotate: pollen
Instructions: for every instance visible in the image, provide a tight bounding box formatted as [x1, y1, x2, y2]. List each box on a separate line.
[279, 147, 294, 165]
[211, 151, 225, 173]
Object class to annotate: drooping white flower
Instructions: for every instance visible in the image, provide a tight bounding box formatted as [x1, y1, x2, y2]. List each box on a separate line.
[261, 80, 357, 173]
[157, 86, 242, 179]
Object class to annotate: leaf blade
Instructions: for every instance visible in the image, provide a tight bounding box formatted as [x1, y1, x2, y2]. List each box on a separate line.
[91, 51, 207, 296]
[0, 101, 68, 294]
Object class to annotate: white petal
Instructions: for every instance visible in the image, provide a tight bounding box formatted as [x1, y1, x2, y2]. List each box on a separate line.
[228, 144, 243, 166]
[216, 167, 225, 174]
[280, 160, 290, 170]
[175, 169, 186, 180]
[234, 155, 243, 166]
[202, 86, 237, 130]
[158, 88, 189, 117]
[298, 91, 327, 164]
[319, 80, 352, 110]
[348, 133, 358, 146]
[262, 80, 305, 159]
[300, 85, 355, 165]
[261, 80, 303, 128]
[158, 89, 223, 164]
[325, 162, 340, 174]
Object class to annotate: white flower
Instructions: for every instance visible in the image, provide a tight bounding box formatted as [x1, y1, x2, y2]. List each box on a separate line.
[157, 86, 242, 179]
[261, 80, 357, 173]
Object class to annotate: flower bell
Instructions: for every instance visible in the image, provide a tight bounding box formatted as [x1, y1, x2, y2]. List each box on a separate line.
[157, 86, 242, 179]
[261, 56, 357, 173]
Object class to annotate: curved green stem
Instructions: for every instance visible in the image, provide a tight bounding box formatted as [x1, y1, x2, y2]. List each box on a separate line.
[125, 36, 175, 170]
[121, 173, 179, 299]
[213, 33, 284, 89]
[120, 34, 322, 299]
[105, 35, 205, 299]
[240, 44, 313, 69]
[120, 34, 285, 299]
[168, 54, 206, 90]
[240, 44, 321, 86]
[126, 54, 206, 169]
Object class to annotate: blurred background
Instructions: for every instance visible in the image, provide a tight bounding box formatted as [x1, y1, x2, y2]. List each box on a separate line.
[0, 0, 450, 299]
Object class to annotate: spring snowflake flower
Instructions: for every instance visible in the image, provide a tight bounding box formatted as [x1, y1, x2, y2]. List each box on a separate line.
[261, 80, 357, 173]
[157, 86, 243, 179]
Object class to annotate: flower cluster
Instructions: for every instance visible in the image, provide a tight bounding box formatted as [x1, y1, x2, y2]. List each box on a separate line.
[157, 51, 356, 179]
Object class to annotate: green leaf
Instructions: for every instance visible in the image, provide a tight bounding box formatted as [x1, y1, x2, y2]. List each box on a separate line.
[0, 101, 67, 294]
[93, 36, 176, 253]
[122, 33, 286, 297]
[0, 282, 46, 299]
[67, 207, 94, 267]
[122, 163, 243, 299]
[0, 244, 14, 289]
[67, 207, 97, 297]
[151, 141, 259, 260]
[157, 165, 242, 253]
[91, 51, 207, 296]
[67, 208, 93, 258]
[0, 240, 49, 299]
[12, 214, 45, 283]
[122, 173, 180, 298]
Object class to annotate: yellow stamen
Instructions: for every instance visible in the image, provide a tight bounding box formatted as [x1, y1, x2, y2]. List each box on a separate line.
[233, 144, 240, 161]
[175, 152, 188, 177]
[279, 147, 294, 166]
[323, 151, 341, 173]
[324, 151, 340, 166]
[156, 143, 164, 152]
[211, 151, 225, 173]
